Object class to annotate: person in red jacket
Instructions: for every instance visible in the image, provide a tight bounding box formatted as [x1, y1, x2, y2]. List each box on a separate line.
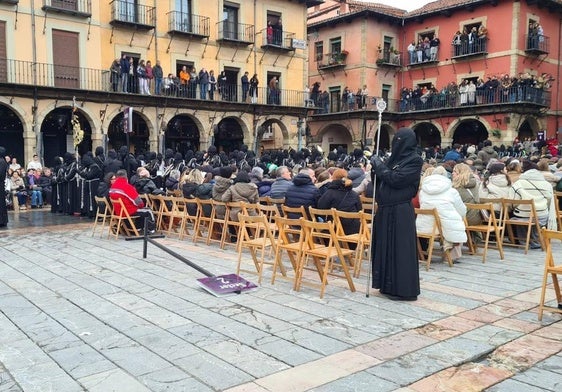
[109, 169, 155, 232]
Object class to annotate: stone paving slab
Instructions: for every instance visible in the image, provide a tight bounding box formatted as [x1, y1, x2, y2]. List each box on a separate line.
[0, 219, 561, 391]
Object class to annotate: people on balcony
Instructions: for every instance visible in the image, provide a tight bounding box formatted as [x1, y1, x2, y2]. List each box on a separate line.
[110, 58, 120, 92]
[407, 41, 416, 64]
[119, 54, 130, 93]
[153, 60, 164, 95]
[453, 25, 488, 57]
[528, 21, 545, 50]
[199, 68, 209, 100]
[249, 73, 259, 103]
[137, 60, 150, 95]
[430, 35, 440, 61]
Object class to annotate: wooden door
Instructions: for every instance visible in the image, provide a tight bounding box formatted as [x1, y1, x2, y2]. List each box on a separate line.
[52, 29, 79, 88]
[0, 21, 7, 83]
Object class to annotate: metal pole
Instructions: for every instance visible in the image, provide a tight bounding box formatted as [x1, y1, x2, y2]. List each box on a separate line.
[366, 98, 386, 297]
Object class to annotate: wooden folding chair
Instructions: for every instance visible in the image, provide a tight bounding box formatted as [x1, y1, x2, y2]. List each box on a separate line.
[236, 213, 281, 284]
[258, 203, 281, 234]
[464, 202, 505, 263]
[139, 193, 152, 210]
[108, 198, 140, 239]
[272, 216, 304, 288]
[554, 191, 562, 231]
[360, 195, 376, 215]
[308, 206, 335, 223]
[221, 201, 245, 249]
[332, 209, 369, 277]
[299, 219, 356, 298]
[148, 194, 165, 231]
[208, 200, 227, 246]
[538, 229, 562, 321]
[180, 198, 199, 240]
[92, 196, 113, 237]
[415, 208, 453, 270]
[267, 197, 285, 215]
[193, 198, 214, 244]
[282, 205, 307, 219]
[501, 198, 545, 253]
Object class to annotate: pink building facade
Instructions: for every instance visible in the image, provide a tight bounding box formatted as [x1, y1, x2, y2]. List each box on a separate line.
[306, 0, 561, 154]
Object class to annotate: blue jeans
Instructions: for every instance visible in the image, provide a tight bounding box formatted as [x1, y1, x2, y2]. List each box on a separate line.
[155, 78, 163, 95]
[30, 190, 43, 206]
[200, 83, 208, 99]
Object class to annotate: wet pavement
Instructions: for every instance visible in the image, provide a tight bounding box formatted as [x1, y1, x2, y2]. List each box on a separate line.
[0, 209, 560, 391]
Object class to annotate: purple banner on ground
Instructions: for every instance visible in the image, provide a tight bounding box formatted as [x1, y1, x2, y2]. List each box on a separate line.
[197, 274, 258, 297]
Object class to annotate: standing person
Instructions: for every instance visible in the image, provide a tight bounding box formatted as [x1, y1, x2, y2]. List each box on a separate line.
[145, 60, 154, 94]
[208, 70, 217, 100]
[218, 71, 227, 100]
[249, 73, 259, 103]
[273, 18, 283, 46]
[119, 54, 130, 93]
[179, 65, 190, 97]
[0, 146, 8, 227]
[241, 71, 250, 102]
[370, 128, 423, 301]
[153, 60, 163, 95]
[110, 58, 121, 92]
[198, 68, 209, 100]
[137, 60, 149, 95]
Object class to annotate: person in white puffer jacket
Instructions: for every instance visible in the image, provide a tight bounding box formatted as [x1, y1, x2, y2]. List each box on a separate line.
[417, 166, 467, 259]
[479, 162, 511, 213]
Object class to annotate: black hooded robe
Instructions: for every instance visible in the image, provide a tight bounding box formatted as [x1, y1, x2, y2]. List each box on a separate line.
[0, 146, 8, 227]
[79, 154, 102, 218]
[371, 128, 423, 299]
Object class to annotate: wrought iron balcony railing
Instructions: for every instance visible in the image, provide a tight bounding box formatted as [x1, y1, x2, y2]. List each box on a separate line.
[0, 58, 310, 108]
[167, 12, 210, 38]
[377, 50, 402, 67]
[42, 0, 92, 17]
[110, 0, 156, 29]
[216, 21, 254, 44]
[310, 86, 551, 115]
[525, 34, 549, 55]
[317, 52, 347, 69]
[451, 38, 488, 59]
[405, 48, 439, 66]
[259, 28, 295, 50]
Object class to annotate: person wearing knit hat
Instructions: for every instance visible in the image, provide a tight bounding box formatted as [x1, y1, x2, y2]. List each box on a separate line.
[317, 168, 362, 234]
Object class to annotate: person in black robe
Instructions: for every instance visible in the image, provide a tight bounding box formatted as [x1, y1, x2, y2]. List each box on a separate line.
[370, 127, 423, 301]
[62, 152, 80, 215]
[79, 152, 102, 218]
[51, 156, 64, 213]
[103, 149, 123, 176]
[0, 146, 8, 228]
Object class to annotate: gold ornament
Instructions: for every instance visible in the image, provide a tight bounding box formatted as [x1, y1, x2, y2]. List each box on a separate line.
[72, 112, 84, 148]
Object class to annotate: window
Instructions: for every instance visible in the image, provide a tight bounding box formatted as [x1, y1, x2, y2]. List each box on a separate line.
[119, 0, 138, 23]
[176, 60, 194, 77]
[267, 11, 283, 46]
[315, 41, 323, 62]
[329, 37, 341, 55]
[175, 0, 191, 31]
[223, 3, 239, 40]
[381, 84, 391, 103]
[329, 86, 341, 113]
[418, 31, 435, 42]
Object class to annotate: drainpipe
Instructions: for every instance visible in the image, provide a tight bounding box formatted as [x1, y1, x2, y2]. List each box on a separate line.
[153, 0, 162, 154]
[30, 0, 41, 164]
[253, 0, 258, 154]
[555, 19, 562, 143]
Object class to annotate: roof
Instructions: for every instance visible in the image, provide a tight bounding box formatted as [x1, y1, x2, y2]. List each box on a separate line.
[308, 0, 562, 27]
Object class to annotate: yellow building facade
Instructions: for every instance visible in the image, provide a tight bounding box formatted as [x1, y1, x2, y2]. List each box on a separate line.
[0, 0, 319, 166]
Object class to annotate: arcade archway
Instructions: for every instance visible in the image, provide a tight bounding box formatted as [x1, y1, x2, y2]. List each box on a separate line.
[517, 119, 537, 141]
[41, 107, 92, 167]
[165, 115, 200, 155]
[0, 104, 24, 164]
[214, 117, 244, 153]
[413, 122, 441, 148]
[108, 111, 150, 155]
[452, 119, 488, 145]
[257, 119, 287, 152]
[318, 124, 353, 154]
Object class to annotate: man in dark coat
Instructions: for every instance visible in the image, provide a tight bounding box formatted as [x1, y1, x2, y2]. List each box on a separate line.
[370, 127, 423, 301]
[62, 152, 80, 215]
[0, 146, 8, 227]
[103, 149, 122, 176]
[79, 152, 102, 218]
[284, 167, 319, 219]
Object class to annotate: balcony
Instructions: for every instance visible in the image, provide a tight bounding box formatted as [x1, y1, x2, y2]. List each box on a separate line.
[42, 1, 91, 17]
[317, 52, 347, 70]
[260, 28, 295, 51]
[109, 0, 155, 30]
[216, 21, 254, 45]
[298, 0, 325, 6]
[0, 0, 19, 4]
[376, 50, 402, 67]
[525, 34, 549, 55]
[167, 12, 210, 38]
[451, 38, 488, 60]
[0, 58, 309, 108]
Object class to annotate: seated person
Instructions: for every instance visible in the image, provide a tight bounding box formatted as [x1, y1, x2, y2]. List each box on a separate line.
[37, 167, 54, 206]
[9, 171, 28, 210]
[26, 168, 43, 208]
[109, 169, 156, 233]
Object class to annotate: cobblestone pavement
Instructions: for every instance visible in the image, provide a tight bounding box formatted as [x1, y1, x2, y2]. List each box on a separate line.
[0, 210, 561, 391]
